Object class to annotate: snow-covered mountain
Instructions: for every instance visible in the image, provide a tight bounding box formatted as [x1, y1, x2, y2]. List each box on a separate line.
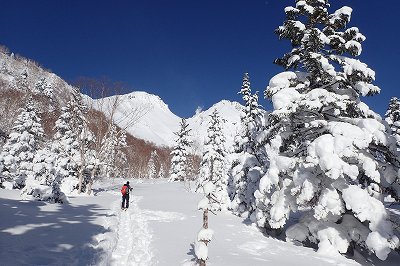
[0, 46, 244, 150]
[93, 92, 244, 149]
[92, 91, 181, 147]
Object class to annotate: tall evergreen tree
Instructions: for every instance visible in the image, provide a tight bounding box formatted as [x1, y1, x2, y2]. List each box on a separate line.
[169, 118, 192, 182]
[0, 99, 44, 189]
[254, 0, 399, 260]
[238, 73, 261, 145]
[52, 98, 80, 194]
[229, 73, 263, 218]
[52, 88, 94, 194]
[197, 110, 229, 208]
[195, 110, 228, 266]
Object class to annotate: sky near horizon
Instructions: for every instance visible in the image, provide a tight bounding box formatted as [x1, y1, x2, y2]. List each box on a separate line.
[0, 0, 399, 118]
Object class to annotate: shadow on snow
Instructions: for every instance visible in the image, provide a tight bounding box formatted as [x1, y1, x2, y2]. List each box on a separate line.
[0, 196, 110, 265]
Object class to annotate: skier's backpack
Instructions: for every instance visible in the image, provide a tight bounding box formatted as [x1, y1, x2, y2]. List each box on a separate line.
[121, 185, 128, 195]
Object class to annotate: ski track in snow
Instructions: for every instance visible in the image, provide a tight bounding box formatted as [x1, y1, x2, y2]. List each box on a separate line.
[111, 195, 154, 266]
[105, 189, 186, 266]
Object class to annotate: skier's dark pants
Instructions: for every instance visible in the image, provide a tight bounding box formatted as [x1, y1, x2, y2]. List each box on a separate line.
[122, 194, 129, 208]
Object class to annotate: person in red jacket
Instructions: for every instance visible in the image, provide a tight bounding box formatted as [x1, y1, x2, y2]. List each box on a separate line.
[121, 181, 132, 210]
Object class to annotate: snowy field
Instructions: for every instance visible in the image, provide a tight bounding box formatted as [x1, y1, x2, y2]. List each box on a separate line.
[1, 179, 399, 266]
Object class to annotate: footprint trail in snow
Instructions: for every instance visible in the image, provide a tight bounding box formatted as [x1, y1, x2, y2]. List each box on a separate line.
[111, 196, 154, 266]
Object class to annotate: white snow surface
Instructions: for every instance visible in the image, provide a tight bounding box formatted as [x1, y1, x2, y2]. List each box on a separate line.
[92, 92, 243, 149]
[1, 179, 399, 266]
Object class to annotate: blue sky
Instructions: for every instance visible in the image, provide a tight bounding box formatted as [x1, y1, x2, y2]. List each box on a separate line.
[0, 0, 399, 118]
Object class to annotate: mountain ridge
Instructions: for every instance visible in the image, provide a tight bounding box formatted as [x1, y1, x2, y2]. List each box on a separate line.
[0, 45, 244, 151]
[92, 90, 244, 149]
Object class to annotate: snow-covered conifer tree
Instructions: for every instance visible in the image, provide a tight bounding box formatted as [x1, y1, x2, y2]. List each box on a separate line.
[0, 99, 44, 189]
[115, 130, 128, 178]
[99, 124, 118, 178]
[34, 77, 53, 98]
[254, 0, 400, 260]
[197, 110, 229, 206]
[52, 88, 94, 194]
[18, 69, 29, 92]
[385, 97, 400, 146]
[158, 163, 165, 179]
[229, 73, 263, 219]
[147, 150, 158, 179]
[195, 110, 228, 265]
[99, 125, 128, 179]
[52, 101, 79, 194]
[169, 118, 191, 182]
[22, 146, 66, 203]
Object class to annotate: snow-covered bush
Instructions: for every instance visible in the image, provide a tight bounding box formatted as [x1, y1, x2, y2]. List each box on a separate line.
[169, 118, 192, 182]
[254, 0, 400, 260]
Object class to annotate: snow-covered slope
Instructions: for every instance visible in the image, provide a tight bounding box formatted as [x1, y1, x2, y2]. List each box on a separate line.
[93, 91, 181, 147]
[188, 100, 243, 153]
[0, 49, 73, 105]
[94, 92, 244, 149]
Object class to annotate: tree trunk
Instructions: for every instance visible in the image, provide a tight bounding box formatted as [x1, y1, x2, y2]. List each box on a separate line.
[77, 140, 86, 193]
[86, 168, 96, 195]
[203, 208, 208, 230]
[199, 258, 206, 266]
[77, 167, 84, 193]
[198, 208, 209, 266]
